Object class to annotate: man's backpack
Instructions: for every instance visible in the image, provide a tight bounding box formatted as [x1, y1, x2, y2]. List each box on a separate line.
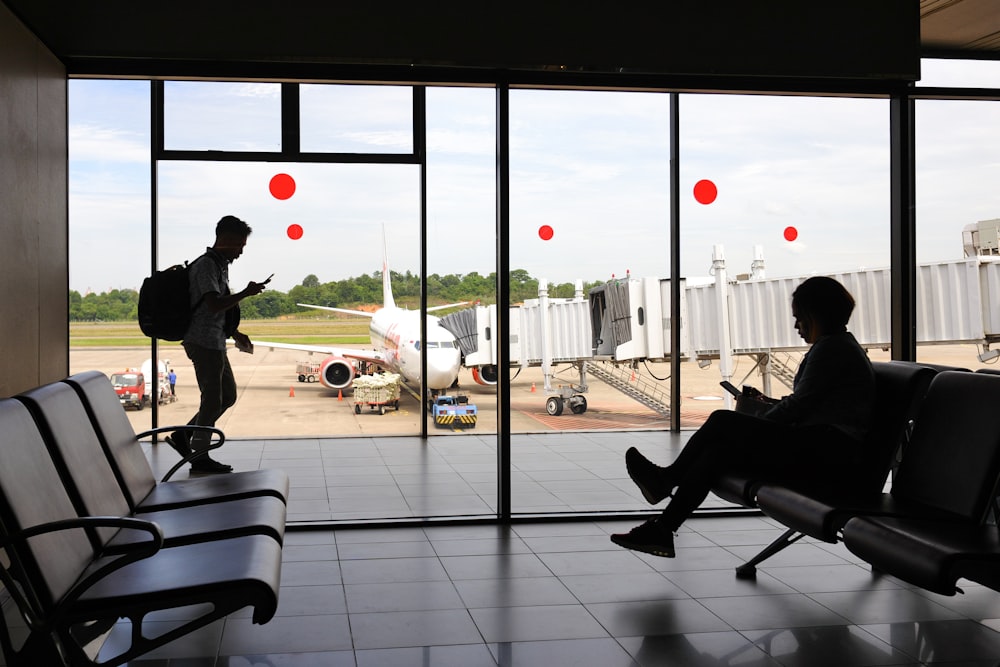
[137, 259, 205, 341]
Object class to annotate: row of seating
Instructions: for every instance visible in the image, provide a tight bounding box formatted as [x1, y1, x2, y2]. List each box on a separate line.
[715, 361, 1000, 598]
[0, 370, 290, 666]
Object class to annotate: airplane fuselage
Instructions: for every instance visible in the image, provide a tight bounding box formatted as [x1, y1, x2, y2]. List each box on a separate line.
[370, 307, 461, 390]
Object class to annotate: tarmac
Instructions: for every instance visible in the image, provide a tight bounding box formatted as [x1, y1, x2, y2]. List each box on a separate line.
[68, 343, 996, 442]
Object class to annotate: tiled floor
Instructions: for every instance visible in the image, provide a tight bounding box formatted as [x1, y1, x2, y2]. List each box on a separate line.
[143, 430, 725, 523]
[93, 516, 1000, 666]
[7, 431, 1000, 665]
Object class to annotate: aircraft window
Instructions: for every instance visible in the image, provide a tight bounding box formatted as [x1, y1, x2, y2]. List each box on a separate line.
[440, 341, 455, 348]
[414, 341, 421, 351]
[425, 341, 438, 348]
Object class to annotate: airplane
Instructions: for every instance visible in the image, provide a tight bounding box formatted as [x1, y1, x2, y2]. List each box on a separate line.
[252, 251, 483, 394]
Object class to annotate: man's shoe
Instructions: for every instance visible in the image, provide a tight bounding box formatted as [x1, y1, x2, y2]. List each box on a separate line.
[164, 435, 193, 458]
[610, 518, 676, 558]
[190, 456, 233, 474]
[626, 447, 674, 504]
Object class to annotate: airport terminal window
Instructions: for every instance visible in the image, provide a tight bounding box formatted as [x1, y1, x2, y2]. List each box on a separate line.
[163, 81, 282, 152]
[914, 99, 1000, 369]
[300, 84, 413, 154]
[919, 59, 1000, 88]
[677, 93, 891, 429]
[72, 74, 1000, 523]
[69, 79, 155, 434]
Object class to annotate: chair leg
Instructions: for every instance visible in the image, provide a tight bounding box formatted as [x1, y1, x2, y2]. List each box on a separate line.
[734, 528, 804, 579]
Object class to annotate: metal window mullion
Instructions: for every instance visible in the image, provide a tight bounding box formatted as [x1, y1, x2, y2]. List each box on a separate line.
[496, 82, 512, 521]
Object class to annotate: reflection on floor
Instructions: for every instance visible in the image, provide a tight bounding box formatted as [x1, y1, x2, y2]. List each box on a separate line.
[89, 516, 1000, 666]
[145, 430, 704, 522]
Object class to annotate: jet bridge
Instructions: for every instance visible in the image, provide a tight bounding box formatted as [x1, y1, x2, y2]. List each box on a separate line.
[441, 245, 1000, 417]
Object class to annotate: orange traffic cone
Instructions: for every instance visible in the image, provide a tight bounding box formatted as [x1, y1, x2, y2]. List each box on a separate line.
[337, 389, 343, 401]
[289, 386, 295, 397]
[630, 370, 636, 382]
[530, 382, 536, 392]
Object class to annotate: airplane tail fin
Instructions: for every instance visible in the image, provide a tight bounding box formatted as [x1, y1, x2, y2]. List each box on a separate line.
[382, 229, 396, 309]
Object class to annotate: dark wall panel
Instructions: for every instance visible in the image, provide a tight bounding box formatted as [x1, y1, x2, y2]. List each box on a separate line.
[0, 2, 68, 396]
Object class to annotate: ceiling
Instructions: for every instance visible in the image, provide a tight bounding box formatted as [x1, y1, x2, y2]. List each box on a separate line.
[921, 0, 1000, 56]
[3, 1, 999, 81]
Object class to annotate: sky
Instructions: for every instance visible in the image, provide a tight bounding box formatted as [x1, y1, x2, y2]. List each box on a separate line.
[67, 59, 1000, 296]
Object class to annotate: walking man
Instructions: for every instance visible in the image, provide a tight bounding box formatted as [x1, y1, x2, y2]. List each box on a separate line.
[166, 215, 268, 474]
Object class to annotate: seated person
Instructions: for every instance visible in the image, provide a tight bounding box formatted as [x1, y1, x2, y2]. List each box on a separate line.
[612, 276, 876, 558]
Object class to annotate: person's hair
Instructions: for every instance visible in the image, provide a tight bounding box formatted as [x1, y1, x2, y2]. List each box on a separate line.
[791, 276, 855, 331]
[216, 215, 252, 238]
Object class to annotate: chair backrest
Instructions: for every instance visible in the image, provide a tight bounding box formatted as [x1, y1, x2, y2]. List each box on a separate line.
[893, 370, 1000, 522]
[851, 361, 936, 493]
[16, 383, 133, 544]
[62, 370, 158, 509]
[0, 398, 96, 612]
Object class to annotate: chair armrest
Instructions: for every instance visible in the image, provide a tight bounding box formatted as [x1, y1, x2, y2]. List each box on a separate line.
[6, 516, 165, 622]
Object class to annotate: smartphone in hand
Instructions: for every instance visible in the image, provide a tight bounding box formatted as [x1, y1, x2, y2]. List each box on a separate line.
[720, 380, 742, 398]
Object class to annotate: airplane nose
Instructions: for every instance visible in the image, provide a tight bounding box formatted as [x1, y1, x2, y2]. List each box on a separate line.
[426, 350, 460, 390]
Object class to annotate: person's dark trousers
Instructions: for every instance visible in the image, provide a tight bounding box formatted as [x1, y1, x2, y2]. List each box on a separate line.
[173, 342, 237, 452]
[660, 410, 861, 531]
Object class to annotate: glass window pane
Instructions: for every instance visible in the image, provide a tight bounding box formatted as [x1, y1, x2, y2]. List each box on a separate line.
[916, 99, 1000, 370]
[69, 79, 155, 433]
[679, 93, 891, 441]
[919, 59, 1000, 88]
[508, 88, 672, 515]
[300, 84, 413, 153]
[164, 81, 281, 152]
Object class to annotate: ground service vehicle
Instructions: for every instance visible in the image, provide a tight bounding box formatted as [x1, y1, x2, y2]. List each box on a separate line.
[432, 395, 477, 429]
[296, 361, 320, 383]
[352, 373, 401, 415]
[110, 370, 146, 410]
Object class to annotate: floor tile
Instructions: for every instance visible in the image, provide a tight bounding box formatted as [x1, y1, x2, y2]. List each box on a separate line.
[742, 625, 909, 666]
[861, 619, 1000, 663]
[809, 588, 964, 624]
[559, 571, 688, 604]
[490, 637, 635, 666]
[470, 604, 610, 643]
[344, 580, 466, 613]
[454, 577, 578, 609]
[585, 598, 732, 636]
[219, 614, 353, 654]
[356, 643, 497, 667]
[618, 631, 782, 667]
[699, 593, 849, 630]
[349, 609, 484, 649]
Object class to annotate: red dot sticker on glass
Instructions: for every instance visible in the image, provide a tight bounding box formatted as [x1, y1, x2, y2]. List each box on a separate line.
[783, 226, 798, 242]
[693, 179, 717, 205]
[287, 224, 303, 240]
[269, 173, 296, 200]
[538, 225, 554, 241]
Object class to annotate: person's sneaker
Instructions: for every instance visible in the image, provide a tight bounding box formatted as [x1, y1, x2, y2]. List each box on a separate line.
[164, 435, 193, 458]
[610, 518, 676, 558]
[190, 456, 233, 474]
[626, 447, 674, 504]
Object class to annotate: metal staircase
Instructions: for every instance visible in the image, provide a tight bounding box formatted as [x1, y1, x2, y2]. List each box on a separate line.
[585, 360, 671, 418]
[766, 351, 801, 391]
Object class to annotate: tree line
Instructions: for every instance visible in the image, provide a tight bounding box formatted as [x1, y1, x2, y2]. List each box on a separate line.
[70, 270, 604, 322]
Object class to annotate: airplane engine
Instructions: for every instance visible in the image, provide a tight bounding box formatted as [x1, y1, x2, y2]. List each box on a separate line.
[471, 365, 499, 386]
[319, 355, 356, 390]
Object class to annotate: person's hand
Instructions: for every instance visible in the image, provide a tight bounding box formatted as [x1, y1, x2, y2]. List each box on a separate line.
[232, 331, 254, 354]
[242, 281, 267, 297]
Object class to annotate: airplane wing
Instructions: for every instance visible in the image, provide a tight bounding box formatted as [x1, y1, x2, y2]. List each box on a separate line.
[250, 339, 386, 367]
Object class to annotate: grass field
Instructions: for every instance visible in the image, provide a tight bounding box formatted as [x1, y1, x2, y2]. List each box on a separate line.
[70, 319, 370, 347]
